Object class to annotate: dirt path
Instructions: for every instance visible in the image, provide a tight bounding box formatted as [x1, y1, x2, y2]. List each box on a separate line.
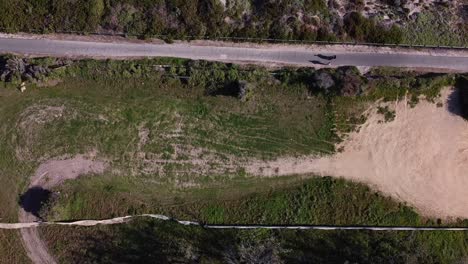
[248, 87, 468, 220]
[2, 32, 467, 57]
[4, 214, 468, 231]
[19, 153, 107, 264]
[0, 34, 468, 72]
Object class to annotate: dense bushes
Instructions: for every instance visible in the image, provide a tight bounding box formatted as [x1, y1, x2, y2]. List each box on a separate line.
[344, 12, 403, 43]
[0, 0, 404, 43]
[0, 56, 69, 83]
[276, 66, 364, 96]
[56, 218, 465, 264]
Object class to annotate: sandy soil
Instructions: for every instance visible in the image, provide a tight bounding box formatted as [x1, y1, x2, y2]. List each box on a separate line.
[248, 87, 468, 220]
[19, 152, 108, 264]
[30, 153, 107, 189]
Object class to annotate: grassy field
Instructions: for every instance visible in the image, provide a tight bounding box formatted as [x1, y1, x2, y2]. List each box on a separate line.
[1, 59, 345, 222]
[0, 56, 462, 263]
[157, 176, 423, 226]
[0, 230, 30, 264]
[0, 85, 36, 264]
[0, 57, 340, 263]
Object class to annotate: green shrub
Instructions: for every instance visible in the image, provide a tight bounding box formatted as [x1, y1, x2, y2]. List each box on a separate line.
[0, 0, 415, 44]
[377, 106, 396, 122]
[344, 12, 403, 44]
[88, 0, 105, 30]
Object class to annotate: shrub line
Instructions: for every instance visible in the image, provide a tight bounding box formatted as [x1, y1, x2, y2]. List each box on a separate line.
[3, 214, 468, 231]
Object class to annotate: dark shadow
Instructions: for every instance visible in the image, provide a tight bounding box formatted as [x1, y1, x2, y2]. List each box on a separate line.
[450, 76, 468, 119]
[314, 54, 337, 60]
[71, 219, 280, 263]
[417, 72, 447, 79]
[0, 56, 7, 69]
[207, 81, 240, 97]
[19, 186, 52, 219]
[309, 60, 331, 66]
[447, 88, 462, 116]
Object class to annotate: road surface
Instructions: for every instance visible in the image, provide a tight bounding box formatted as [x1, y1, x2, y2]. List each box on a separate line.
[0, 36, 467, 71]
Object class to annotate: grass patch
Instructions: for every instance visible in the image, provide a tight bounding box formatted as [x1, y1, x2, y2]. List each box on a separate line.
[0, 230, 30, 264]
[402, 11, 467, 46]
[155, 176, 423, 226]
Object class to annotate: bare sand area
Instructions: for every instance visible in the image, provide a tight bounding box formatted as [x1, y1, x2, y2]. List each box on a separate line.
[248, 87, 468, 220]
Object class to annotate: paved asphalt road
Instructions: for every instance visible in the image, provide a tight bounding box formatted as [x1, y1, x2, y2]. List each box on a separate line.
[0, 37, 468, 71]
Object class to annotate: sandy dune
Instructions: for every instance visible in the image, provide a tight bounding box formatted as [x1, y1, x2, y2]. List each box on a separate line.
[248, 87, 468, 220]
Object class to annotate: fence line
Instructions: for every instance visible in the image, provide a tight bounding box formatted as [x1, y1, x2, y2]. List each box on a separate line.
[0, 27, 467, 50]
[2, 214, 468, 231]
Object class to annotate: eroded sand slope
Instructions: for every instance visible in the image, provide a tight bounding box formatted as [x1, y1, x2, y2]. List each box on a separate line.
[249, 87, 468, 219]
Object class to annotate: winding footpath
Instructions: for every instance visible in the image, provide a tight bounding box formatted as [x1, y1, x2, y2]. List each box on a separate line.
[19, 154, 107, 264]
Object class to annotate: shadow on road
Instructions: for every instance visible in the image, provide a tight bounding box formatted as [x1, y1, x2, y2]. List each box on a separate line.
[314, 54, 336, 60]
[309, 60, 330, 66]
[19, 186, 52, 219]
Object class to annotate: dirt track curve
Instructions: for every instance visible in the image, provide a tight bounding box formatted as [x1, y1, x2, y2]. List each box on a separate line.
[19, 154, 107, 264]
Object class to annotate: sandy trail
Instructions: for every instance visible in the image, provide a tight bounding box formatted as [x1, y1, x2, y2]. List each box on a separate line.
[248, 87, 468, 219]
[19, 153, 107, 264]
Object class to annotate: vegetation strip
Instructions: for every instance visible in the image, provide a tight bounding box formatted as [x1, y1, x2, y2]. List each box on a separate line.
[2, 214, 468, 231]
[0, 0, 466, 46]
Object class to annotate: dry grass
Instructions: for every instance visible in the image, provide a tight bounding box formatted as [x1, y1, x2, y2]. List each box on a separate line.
[0, 230, 30, 264]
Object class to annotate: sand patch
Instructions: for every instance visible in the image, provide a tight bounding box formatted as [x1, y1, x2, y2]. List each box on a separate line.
[29, 152, 108, 189]
[248, 87, 468, 220]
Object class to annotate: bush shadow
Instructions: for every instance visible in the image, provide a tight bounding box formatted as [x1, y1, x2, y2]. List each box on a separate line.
[18, 186, 52, 219]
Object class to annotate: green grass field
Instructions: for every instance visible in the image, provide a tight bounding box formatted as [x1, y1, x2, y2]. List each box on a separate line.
[0, 56, 463, 263]
[0, 58, 340, 262]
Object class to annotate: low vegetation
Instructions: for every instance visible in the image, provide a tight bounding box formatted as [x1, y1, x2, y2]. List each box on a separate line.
[41, 218, 468, 264]
[344, 12, 403, 44]
[402, 11, 467, 47]
[377, 105, 396, 122]
[1, 0, 465, 45]
[154, 176, 425, 226]
[0, 230, 29, 264]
